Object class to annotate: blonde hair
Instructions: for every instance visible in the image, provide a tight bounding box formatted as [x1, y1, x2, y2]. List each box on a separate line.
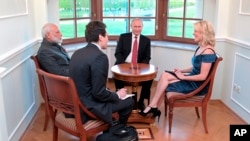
[194, 20, 215, 47]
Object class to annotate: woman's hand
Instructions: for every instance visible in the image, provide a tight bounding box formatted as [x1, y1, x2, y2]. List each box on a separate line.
[173, 68, 181, 72]
[174, 69, 185, 80]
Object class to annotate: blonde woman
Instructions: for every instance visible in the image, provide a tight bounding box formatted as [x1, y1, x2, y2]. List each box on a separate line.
[139, 20, 217, 120]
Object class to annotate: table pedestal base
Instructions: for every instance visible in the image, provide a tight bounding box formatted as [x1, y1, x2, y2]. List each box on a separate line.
[128, 110, 156, 125]
[111, 63, 158, 125]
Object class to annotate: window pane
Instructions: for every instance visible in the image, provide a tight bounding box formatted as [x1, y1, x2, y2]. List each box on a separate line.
[60, 20, 75, 39]
[103, 0, 128, 17]
[185, 0, 203, 18]
[104, 18, 128, 35]
[184, 20, 195, 39]
[76, 0, 91, 18]
[167, 19, 183, 37]
[59, 0, 74, 18]
[58, 0, 204, 43]
[168, 0, 184, 18]
[141, 19, 155, 35]
[130, 0, 156, 17]
[77, 19, 90, 37]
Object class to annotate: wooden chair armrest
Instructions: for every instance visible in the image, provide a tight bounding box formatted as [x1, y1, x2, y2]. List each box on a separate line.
[79, 102, 100, 119]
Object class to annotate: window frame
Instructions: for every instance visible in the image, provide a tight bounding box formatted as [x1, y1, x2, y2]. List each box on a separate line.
[60, 0, 203, 45]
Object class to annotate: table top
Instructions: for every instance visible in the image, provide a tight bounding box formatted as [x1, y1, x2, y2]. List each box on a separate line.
[111, 63, 158, 82]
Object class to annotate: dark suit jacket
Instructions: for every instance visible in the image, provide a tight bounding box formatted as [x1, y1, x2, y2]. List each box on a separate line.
[37, 39, 70, 76]
[69, 43, 120, 124]
[115, 32, 151, 65]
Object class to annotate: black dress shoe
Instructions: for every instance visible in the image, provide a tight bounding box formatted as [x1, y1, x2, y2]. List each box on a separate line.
[113, 127, 129, 137]
[137, 102, 145, 111]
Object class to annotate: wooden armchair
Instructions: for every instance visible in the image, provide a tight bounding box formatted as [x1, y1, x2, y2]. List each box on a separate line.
[164, 55, 223, 133]
[36, 68, 109, 141]
[30, 55, 49, 131]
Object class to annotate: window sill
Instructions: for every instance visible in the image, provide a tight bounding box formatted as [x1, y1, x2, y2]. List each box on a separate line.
[63, 41, 197, 52]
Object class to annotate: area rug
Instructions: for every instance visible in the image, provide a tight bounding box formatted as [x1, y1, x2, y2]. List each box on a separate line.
[136, 127, 154, 140]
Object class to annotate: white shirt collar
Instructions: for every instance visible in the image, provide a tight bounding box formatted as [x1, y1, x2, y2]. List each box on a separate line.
[133, 34, 140, 38]
[91, 42, 102, 50]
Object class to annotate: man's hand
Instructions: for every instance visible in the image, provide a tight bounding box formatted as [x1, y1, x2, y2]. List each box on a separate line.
[116, 88, 127, 99]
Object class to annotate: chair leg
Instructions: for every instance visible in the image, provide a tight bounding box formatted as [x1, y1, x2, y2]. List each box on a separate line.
[43, 109, 49, 131]
[202, 105, 208, 133]
[79, 136, 87, 141]
[164, 97, 167, 117]
[168, 106, 173, 133]
[195, 107, 200, 118]
[53, 125, 58, 141]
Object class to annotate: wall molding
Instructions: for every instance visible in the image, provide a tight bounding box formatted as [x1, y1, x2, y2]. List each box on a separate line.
[239, 0, 250, 16]
[1, 37, 249, 67]
[0, 57, 36, 140]
[230, 52, 250, 114]
[216, 37, 250, 50]
[0, 56, 32, 79]
[0, 0, 28, 19]
[0, 41, 39, 141]
[0, 38, 40, 65]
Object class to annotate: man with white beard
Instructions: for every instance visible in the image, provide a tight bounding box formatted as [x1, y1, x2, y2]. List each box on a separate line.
[37, 23, 70, 76]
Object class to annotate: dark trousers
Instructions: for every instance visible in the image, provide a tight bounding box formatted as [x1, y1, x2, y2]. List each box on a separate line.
[112, 97, 134, 124]
[114, 79, 153, 104]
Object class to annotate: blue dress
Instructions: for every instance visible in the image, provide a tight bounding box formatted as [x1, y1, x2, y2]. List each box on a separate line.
[166, 48, 217, 95]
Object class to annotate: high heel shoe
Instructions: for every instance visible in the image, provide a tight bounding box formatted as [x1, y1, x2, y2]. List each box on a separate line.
[139, 106, 161, 122]
[155, 110, 161, 122]
[138, 106, 159, 116]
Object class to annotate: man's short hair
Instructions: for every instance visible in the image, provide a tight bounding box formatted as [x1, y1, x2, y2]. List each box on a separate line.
[85, 21, 106, 42]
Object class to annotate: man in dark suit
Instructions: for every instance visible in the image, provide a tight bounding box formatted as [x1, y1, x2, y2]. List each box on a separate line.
[37, 23, 70, 76]
[69, 21, 134, 125]
[37, 23, 74, 118]
[114, 18, 153, 110]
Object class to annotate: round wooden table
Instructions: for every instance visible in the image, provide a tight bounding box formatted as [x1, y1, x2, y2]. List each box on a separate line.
[111, 63, 157, 82]
[111, 63, 158, 124]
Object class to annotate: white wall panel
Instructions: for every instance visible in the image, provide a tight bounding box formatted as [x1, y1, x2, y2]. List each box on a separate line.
[0, 40, 41, 141]
[231, 53, 250, 114]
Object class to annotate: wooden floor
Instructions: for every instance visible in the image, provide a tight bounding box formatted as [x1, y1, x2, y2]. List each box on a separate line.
[20, 80, 246, 141]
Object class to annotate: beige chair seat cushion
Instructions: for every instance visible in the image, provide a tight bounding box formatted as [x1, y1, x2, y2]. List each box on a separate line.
[55, 112, 106, 131]
[167, 92, 205, 102]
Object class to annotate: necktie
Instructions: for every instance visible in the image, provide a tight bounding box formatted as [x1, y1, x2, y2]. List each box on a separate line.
[131, 36, 138, 64]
